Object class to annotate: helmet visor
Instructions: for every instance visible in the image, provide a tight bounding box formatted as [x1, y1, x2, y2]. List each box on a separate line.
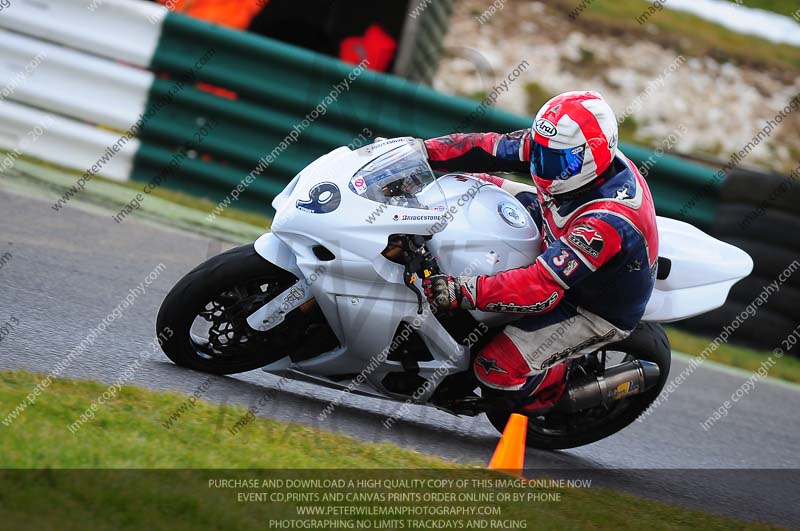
[531, 142, 586, 182]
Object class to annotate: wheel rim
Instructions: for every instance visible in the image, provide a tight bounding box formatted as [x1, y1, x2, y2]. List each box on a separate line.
[189, 276, 288, 361]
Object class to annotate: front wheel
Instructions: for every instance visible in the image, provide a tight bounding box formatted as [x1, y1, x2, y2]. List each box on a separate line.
[486, 322, 671, 450]
[156, 244, 336, 375]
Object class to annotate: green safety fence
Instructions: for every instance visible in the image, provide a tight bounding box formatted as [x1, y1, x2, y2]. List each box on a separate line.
[134, 11, 723, 225]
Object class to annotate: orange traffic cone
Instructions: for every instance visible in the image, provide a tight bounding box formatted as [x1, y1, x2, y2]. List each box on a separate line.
[488, 413, 528, 476]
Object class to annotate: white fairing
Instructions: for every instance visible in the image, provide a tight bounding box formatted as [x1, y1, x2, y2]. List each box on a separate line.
[425, 175, 541, 327]
[642, 217, 753, 322]
[253, 138, 751, 401]
[254, 138, 542, 400]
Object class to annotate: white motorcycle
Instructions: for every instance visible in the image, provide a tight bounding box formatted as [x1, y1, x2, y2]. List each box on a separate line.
[157, 138, 752, 449]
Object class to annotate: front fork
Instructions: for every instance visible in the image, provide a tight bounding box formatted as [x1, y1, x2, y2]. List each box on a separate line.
[245, 281, 315, 332]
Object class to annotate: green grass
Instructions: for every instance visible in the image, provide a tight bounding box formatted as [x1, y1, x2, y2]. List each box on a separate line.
[667, 327, 800, 384]
[618, 115, 642, 143]
[0, 371, 439, 469]
[0, 370, 786, 530]
[724, 0, 800, 16]
[525, 81, 555, 115]
[3, 151, 272, 229]
[462, 89, 490, 102]
[97, 173, 272, 229]
[552, 0, 800, 76]
[562, 46, 610, 78]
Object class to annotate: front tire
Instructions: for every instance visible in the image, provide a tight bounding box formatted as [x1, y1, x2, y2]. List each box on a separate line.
[486, 322, 671, 450]
[156, 244, 299, 374]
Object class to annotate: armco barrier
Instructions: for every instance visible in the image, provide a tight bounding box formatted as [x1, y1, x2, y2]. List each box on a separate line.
[146, 11, 725, 221]
[0, 0, 723, 224]
[0, 0, 164, 66]
[0, 100, 138, 183]
[0, 30, 152, 132]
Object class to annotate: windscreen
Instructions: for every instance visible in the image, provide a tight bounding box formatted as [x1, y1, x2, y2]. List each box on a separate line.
[349, 142, 439, 210]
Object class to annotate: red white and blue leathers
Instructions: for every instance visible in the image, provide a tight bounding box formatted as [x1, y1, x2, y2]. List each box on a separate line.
[424, 131, 659, 393]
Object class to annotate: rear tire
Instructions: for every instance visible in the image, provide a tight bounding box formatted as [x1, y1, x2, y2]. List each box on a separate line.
[486, 322, 671, 450]
[156, 244, 298, 375]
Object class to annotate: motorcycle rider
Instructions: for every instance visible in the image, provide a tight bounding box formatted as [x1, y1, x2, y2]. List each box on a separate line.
[420, 91, 659, 411]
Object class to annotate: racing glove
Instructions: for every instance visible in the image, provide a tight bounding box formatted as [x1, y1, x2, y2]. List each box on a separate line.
[423, 275, 477, 311]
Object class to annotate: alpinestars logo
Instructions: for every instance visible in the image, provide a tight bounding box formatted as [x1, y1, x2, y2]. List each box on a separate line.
[485, 291, 559, 313]
[568, 224, 604, 258]
[475, 356, 508, 375]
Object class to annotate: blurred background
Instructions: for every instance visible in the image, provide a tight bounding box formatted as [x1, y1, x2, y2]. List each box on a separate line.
[1, 0, 799, 354]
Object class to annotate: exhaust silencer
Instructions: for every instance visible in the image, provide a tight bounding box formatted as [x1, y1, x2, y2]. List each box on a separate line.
[558, 360, 661, 413]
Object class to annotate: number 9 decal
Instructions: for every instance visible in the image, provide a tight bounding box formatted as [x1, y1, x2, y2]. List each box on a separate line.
[296, 182, 341, 214]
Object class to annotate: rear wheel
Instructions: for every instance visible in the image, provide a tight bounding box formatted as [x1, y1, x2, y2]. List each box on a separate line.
[156, 244, 337, 375]
[486, 322, 671, 450]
